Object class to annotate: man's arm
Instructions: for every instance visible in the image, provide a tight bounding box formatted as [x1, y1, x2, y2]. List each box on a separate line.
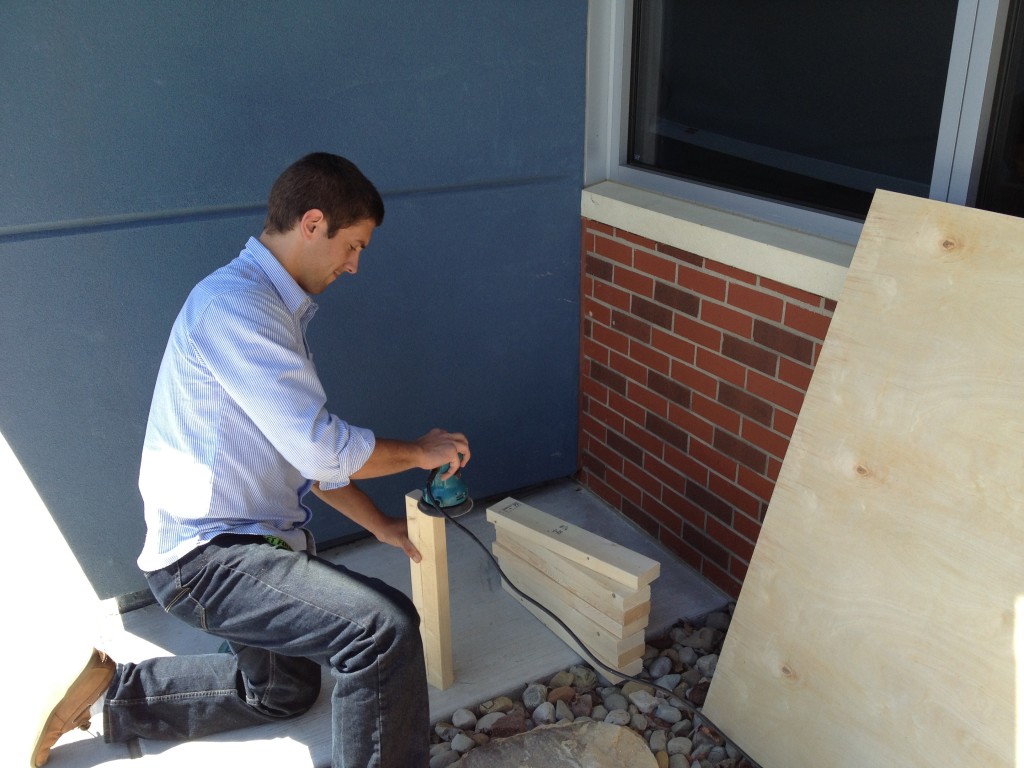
[312, 429, 470, 562]
[351, 428, 471, 480]
[311, 481, 422, 563]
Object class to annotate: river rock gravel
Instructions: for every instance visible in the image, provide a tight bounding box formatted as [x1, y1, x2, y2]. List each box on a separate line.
[428, 605, 757, 768]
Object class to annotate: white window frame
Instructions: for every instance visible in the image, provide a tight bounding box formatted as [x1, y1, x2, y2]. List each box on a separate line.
[585, 0, 1012, 245]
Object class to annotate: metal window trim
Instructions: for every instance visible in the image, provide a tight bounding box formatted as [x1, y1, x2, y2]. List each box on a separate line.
[586, 0, 1010, 244]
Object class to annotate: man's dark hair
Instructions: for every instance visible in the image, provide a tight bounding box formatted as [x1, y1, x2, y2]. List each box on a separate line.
[263, 152, 384, 236]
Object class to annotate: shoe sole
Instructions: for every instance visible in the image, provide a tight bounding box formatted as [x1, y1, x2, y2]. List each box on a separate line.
[30, 650, 115, 767]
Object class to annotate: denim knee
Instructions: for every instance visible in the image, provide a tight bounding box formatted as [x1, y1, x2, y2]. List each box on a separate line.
[380, 587, 422, 643]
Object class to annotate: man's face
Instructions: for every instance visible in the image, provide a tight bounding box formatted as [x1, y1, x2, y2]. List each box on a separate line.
[301, 216, 376, 294]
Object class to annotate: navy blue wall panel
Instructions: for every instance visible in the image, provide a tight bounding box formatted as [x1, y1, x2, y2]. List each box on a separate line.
[0, 1, 586, 598]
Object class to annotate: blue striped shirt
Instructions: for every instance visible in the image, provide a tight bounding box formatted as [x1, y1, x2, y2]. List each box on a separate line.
[137, 237, 376, 571]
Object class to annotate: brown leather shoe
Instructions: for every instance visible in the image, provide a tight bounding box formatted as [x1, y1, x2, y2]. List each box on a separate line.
[31, 649, 116, 767]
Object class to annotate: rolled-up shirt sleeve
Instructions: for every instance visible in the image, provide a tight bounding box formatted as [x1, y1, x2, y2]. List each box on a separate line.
[190, 288, 374, 487]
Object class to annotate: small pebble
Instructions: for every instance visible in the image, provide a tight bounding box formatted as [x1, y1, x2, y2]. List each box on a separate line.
[570, 665, 598, 691]
[428, 613, 741, 768]
[430, 742, 453, 757]
[654, 673, 682, 691]
[649, 729, 669, 752]
[522, 682, 548, 711]
[547, 685, 576, 704]
[621, 680, 654, 697]
[479, 696, 514, 715]
[627, 689, 658, 714]
[704, 611, 731, 631]
[695, 654, 718, 678]
[648, 655, 673, 679]
[654, 704, 683, 724]
[570, 692, 593, 718]
[475, 712, 505, 733]
[434, 722, 459, 741]
[489, 711, 528, 738]
[604, 708, 631, 726]
[471, 732, 490, 747]
[450, 732, 476, 754]
[555, 699, 575, 722]
[676, 646, 698, 666]
[707, 745, 727, 763]
[429, 750, 461, 768]
[532, 701, 556, 725]
[602, 692, 628, 711]
[672, 719, 692, 735]
[548, 670, 575, 688]
[667, 736, 693, 756]
[678, 627, 721, 652]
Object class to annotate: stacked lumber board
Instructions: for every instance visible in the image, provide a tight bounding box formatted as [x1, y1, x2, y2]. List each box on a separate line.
[486, 497, 660, 679]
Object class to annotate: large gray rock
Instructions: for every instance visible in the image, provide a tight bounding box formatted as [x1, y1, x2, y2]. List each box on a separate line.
[451, 720, 658, 768]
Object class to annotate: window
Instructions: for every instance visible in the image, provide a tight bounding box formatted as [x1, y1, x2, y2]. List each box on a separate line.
[628, 1, 959, 220]
[977, 0, 1024, 216]
[587, 1, 1014, 242]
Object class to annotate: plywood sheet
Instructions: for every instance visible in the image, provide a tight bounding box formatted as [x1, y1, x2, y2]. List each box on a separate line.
[704, 191, 1024, 768]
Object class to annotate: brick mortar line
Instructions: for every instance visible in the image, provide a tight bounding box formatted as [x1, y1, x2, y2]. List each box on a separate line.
[585, 268, 828, 358]
[583, 334, 801, 446]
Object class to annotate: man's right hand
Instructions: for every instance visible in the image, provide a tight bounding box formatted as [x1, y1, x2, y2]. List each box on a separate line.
[350, 429, 470, 480]
[416, 428, 470, 478]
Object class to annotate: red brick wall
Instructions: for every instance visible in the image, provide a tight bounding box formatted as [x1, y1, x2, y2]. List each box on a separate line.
[578, 218, 836, 597]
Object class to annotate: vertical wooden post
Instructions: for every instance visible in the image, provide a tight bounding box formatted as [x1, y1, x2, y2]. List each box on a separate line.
[405, 490, 454, 690]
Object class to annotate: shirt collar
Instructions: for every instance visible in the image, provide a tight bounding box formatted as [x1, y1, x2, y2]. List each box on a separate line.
[242, 236, 315, 317]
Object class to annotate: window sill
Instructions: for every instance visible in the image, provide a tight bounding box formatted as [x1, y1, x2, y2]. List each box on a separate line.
[581, 181, 853, 301]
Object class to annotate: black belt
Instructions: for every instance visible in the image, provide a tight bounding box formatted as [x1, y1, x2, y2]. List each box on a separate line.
[211, 533, 293, 551]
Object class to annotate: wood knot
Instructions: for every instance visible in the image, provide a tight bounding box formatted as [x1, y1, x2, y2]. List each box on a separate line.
[779, 663, 799, 683]
[854, 463, 870, 477]
[941, 238, 958, 250]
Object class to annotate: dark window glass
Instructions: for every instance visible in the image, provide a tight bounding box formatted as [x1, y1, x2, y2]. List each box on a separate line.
[629, 1, 960, 219]
[977, 0, 1024, 218]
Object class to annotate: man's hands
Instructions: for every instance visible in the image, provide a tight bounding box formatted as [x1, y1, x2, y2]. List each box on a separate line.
[312, 428, 469, 562]
[415, 428, 471, 479]
[372, 515, 422, 563]
[311, 481, 422, 563]
[351, 428, 471, 480]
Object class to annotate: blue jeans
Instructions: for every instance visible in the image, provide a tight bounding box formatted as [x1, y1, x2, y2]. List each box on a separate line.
[103, 535, 429, 767]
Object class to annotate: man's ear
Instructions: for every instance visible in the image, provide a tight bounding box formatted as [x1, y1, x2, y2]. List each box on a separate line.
[299, 209, 326, 240]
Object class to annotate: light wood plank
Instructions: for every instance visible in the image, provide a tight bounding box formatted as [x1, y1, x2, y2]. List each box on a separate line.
[501, 585, 645, 681]
[704, 191, 1024, 768]
[405, 490, 454, 690]
[495, 528, 651, 618]
[487, 497, 661, 588]
[494, 551, 647, 664]
[493, 540, 650, 638]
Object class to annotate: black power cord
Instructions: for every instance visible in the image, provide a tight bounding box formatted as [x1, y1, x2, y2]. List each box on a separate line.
[420, 490, 763, 768]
